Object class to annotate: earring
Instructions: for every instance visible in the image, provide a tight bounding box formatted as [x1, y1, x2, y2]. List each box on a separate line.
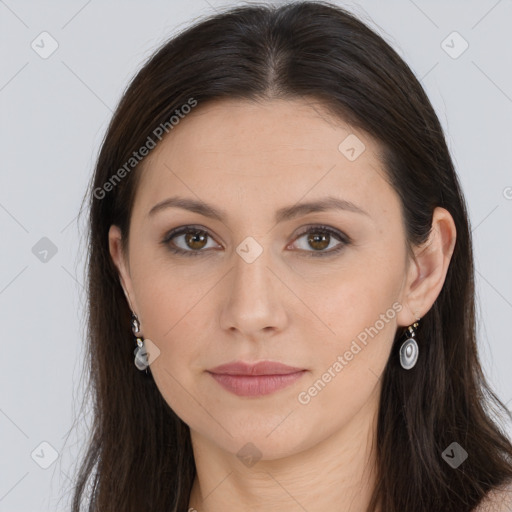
[399, 320, 420, 370]
[132, 313, 149, 373]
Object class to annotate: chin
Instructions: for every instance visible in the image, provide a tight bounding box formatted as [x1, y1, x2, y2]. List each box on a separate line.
[191, 415, 321, 463]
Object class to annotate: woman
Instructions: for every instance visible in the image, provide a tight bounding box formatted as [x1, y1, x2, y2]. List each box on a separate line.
[72, 2, 512, 510]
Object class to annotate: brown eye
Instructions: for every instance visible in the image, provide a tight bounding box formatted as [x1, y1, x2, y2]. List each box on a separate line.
[184, 230, 208, 250]
[307, 232, 331, 251]
[162, 226, 219, 256]
[291, 225, 350, 257]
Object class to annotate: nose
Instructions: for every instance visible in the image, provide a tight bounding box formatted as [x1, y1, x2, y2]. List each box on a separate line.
[218, 241, 289, 340]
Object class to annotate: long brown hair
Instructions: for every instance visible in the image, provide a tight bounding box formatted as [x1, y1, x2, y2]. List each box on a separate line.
[71, 2, 512, 510]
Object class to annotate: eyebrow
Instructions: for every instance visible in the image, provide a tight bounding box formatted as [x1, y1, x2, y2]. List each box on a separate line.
[147, 195, 370, 223]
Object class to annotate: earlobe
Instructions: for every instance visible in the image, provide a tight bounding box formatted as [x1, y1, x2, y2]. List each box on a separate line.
[108, 224, 136, 312]
[398, 207, 456, 326]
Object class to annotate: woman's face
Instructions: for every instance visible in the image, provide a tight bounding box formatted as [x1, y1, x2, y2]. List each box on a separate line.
[109, 98, 421, 460]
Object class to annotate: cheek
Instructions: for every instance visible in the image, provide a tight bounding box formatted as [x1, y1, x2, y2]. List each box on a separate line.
[298, 243, 405, 391]
[133, 276, 209, 425]
[129, 245, 211, 337]
[296, 280, 401, 430]
[308, 246, 405, 339]
[127, 256, 209, 397]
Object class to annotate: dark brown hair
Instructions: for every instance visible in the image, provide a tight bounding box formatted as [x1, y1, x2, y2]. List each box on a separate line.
[71, 2, 512, 510]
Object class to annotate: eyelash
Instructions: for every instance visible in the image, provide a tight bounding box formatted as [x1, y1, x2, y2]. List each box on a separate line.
[161, 224, 351, 258]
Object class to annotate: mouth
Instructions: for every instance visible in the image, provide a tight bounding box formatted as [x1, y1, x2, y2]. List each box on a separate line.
[207, 360, 307, 397]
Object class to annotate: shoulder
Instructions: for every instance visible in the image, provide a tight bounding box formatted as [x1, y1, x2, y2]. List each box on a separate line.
[473, 480, 512, 512]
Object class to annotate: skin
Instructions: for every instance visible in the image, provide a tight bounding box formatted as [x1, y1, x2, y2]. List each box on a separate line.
[109, 98, 457, 511]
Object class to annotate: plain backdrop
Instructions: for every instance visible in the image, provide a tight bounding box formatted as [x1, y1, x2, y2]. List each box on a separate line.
[1, 0, 511, 510]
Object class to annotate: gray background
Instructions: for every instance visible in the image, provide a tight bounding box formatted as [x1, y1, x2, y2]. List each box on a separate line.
[1, 0, 511, 510]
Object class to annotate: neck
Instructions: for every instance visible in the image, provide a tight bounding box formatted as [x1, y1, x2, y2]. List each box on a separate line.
[188, 387, 381, 512]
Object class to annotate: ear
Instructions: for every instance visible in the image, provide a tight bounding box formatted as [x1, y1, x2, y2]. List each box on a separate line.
[396, 207, 457, 327]
[108, 224, 138, 314]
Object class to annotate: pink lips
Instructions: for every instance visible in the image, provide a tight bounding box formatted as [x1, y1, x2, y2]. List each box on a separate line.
[207, 361, 306, 397]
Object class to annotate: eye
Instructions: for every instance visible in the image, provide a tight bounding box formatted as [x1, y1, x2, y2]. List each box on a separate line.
[161, 225, 220, 257]
[289, 225, 350, 257]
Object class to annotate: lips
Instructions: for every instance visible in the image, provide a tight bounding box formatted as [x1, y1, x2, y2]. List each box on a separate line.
[207, 360, 307, 397]
[208, 360, 304, 376]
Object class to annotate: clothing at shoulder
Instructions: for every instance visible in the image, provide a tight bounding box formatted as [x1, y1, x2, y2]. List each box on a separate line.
[473, 480, 512, 512]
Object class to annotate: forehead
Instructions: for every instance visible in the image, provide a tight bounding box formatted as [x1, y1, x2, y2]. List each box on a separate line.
[133, 98, 394, 220]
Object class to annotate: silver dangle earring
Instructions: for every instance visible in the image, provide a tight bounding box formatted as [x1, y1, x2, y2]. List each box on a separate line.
[399, 320, 420, 370]
[132, 313, 149, 373]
